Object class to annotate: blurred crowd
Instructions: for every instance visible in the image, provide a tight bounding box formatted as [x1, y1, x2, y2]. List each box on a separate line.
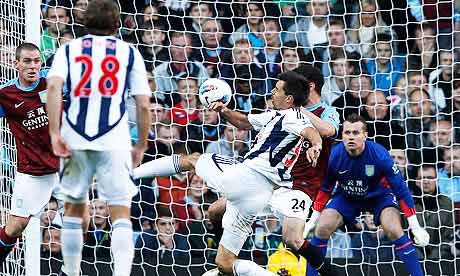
[1, 0, 459, 272]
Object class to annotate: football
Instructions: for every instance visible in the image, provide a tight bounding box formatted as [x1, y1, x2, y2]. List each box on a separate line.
[198, 78, 232, 108]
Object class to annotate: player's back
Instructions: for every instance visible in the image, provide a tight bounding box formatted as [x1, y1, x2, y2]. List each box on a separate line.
[50, 34, 149, 151]
[244, 108, 312, 187]
[291, 103, 338, 199]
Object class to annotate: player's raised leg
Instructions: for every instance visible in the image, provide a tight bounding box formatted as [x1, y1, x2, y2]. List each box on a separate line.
[133, 153, 199, 179]
[380, 207, 424, 276]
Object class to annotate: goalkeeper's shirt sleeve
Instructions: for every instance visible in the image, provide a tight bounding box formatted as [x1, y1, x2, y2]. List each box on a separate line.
[380, 151, 416, 217]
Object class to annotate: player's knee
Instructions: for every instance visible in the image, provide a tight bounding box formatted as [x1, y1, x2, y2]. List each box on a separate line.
[215, 254, 233, 275]
[283, 233, 303, 251]
[315, 221, 335, 239]
[382, 222, 404, 241]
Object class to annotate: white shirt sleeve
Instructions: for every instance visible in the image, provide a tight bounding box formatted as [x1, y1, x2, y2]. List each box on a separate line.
[247, 110, 275, 131]
[283, 110, 314, 136]
[128, 47, 151, 96]
[47, 45, 68, 81]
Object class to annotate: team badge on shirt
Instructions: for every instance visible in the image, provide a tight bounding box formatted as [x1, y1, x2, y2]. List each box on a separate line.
[38, 90, 47, 103]
[365, 165, 375, 177]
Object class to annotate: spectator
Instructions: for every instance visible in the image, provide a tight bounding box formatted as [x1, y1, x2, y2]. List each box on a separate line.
[140, 4, 161, 25]
[229, 1, 265, 49]
[168, 77, 201, 126]
[350, 213, 394, 261]
[428, 50, 454, 111]
[332, 74, 372, 122]
[41, 0, 70, 63]
[257, 19, 283, 91]
[361, 90, 405, 150]
[280, 41, 310, 72]
[326, 229, 353, 259]
[348, 0, 395, 59]
[186, 2, 214, 47]
[188, 204, 220, 264]
[443, 76, 460, 143]
[409, 0, 453, 50]
[41, 225, 62, 257]
[135, 207, 189, 260]
[390, 148, 409, 180]
[438, 146, 460, 223]
[285, 0, 329, 56]
[206, 121, 250, 159]
[153, 32, 208, 97]
[197, 19, 230, 78]
[229, 64, 267, 113]
[424, 119, 452, 164]
[70, 0, 88, 37]
[84, 199, 111, 258]
[407, 23, 438, 76]
[184, 108, 223, 154]
[405, 88, 435, 165]
[365, 33, 405, 94]
[40, 198, 59, 227]
[411, 165, 454, 259]
[220, 39, 266, 93]
[137, 22, 169, 71]
[321, 51, 355, 105]
[321, 18, 360, 78]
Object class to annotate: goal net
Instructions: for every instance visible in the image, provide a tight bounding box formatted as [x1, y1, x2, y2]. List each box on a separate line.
[3, 0, 460, 275]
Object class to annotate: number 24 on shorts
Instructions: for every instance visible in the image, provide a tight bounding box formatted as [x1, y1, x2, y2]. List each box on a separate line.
[291, 198, 306, 211]
[74, 55, 120, 97]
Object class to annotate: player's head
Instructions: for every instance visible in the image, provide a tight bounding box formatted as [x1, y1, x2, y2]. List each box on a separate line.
[293, 64, 324, 102]
[84, 0, 120, 36]
[342, 113, 368, 155]
[15, 43, 41, 86]
[272, 71, 309, 110]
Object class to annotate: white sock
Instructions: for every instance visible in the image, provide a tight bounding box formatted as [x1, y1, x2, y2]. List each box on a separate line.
[133, 155, 181, 179]
[233, 259, 277, 276]
[61, 217, 83, 276]
[111, 219, 134, 276]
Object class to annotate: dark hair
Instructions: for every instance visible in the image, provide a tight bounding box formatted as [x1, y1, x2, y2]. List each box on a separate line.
[408, 87, 430, 100]
[344, 113, 367, 132]
[293, 64, 324, 95]
[328, 18, 345, 29]
[15, 43, 40, 60]
[84, 0, 120, 35]
[417, 164, 437, 176]
[376, 33, 392, 43]
[281, 40, 307, 62]
[278, 71, 310, 106]
[156, 206, 174, 219]
[454, 73, 460, 90]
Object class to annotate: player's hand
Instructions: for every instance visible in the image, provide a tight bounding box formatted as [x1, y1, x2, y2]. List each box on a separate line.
[50, 134, 71, 157]
[408, 215, 430, 246]
[306, 144, 322, 167]
[131, 144, 147, 168]
[304, 210, 321, 238]
[208, 101, 226, 113]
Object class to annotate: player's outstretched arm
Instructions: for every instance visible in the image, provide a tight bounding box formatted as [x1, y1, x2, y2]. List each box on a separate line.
[47, 76, 71, 157]
[132, 95, 151, 167]
[209, 102, 252, 130]
[300, 108, 337, 138]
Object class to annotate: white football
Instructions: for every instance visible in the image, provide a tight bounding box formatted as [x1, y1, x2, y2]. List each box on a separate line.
[198, 78, 232, 108]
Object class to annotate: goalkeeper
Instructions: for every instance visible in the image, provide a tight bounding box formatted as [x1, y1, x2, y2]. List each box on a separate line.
[304, 113, 429, 276]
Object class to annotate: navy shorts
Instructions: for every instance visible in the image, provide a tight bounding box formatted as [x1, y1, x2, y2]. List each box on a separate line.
[325, 191, 399, 226]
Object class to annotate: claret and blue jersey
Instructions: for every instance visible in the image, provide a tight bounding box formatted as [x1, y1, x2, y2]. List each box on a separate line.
[314, 140, 416, 223]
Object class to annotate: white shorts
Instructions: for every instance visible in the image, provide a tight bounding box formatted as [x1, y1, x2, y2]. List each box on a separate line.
[195, 154, 274, 255]
[268, 187, 312, 221]
[60, 150, 137, 207]
[10, 172, 59, 218]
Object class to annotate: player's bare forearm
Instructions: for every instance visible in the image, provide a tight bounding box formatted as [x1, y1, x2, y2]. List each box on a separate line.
[219, 106, 252, 130]
[300, 127, 322, 147]
[134, 95, 151, 149]
[301, 108, 336, 138]
[46, 76, 64, 136]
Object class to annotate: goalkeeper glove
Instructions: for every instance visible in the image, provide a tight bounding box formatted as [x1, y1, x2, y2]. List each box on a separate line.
[408, 215, 430, 247]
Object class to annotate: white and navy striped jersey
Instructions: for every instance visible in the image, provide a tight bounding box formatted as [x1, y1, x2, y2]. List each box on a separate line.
[48, 34, 150, 150]
[244, 108, 314, 187]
